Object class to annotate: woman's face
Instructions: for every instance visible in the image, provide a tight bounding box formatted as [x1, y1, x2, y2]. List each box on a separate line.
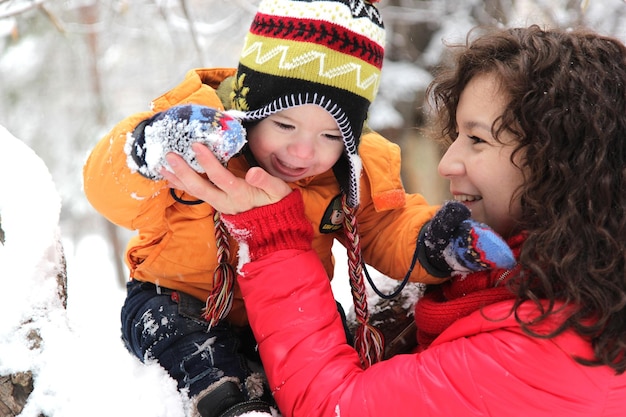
[438, 73, 525, 238]
[247, 104, 345, 182]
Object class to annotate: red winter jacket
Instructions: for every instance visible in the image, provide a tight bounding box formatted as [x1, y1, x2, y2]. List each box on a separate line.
[226, 191, 626, 417]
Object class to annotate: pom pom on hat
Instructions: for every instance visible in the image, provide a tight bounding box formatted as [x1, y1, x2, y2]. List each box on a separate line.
[231, 0, 385, 208]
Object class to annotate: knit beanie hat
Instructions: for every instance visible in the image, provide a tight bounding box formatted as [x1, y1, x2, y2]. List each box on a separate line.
[230, 0, 385, 208]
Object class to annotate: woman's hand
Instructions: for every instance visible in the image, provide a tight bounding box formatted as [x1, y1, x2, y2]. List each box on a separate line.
[161, 142, 292, 214]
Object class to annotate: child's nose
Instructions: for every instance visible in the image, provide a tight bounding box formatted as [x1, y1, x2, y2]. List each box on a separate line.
[287, 137, 315, 159]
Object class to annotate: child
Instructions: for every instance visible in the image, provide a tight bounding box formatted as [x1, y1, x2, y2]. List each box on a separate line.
[172, 25, 626, 416]
[83, 1, 512, 416]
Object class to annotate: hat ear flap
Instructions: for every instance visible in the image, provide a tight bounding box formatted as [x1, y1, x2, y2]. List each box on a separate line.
[333, 152, 362, 208]
[332, 156, 351, 198]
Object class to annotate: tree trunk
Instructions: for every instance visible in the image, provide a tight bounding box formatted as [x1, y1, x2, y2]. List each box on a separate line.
[0, 372, 35, 417]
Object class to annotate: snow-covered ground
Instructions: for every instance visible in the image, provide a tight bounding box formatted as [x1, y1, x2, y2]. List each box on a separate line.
[0, 125, 419, 417]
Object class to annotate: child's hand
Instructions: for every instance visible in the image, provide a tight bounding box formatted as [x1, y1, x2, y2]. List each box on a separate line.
[126, 104, 247, 180]
[418, 201, 516, 278]
[162, 143, 292, 215]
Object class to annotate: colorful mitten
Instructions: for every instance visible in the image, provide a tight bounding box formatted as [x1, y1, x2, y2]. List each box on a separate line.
[418, 201, 516, 278]
[125, 104, 247, 180]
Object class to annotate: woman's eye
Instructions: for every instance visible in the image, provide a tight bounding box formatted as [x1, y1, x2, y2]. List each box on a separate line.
[468, 135, 486, 144]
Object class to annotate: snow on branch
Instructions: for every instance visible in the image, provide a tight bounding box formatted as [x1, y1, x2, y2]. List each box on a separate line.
[0, 0, 49, 20]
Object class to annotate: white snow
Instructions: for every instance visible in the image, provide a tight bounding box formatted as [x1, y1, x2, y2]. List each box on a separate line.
[0, 125, 188, 417]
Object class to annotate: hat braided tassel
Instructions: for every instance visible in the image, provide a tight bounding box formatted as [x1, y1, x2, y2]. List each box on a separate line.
[202, 211, 235, 327]
[342, 197, 384, 368]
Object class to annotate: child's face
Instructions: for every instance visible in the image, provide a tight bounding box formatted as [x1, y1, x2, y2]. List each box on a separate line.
[438, 73, 525, 238]
[247, 104, 345, 182]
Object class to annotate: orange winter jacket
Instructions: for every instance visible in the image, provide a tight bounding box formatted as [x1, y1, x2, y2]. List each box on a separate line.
[83, 68, 440, 326]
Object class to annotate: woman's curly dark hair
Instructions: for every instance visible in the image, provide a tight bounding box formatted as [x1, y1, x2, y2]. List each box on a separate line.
[427, 25, 626, 374]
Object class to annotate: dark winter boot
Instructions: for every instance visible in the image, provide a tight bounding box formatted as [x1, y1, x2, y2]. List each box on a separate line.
[213, 399, 272, 417]
[196, 379, 272, 417]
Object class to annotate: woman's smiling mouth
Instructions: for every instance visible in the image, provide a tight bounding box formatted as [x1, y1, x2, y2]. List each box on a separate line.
[453, 194, 482, 202]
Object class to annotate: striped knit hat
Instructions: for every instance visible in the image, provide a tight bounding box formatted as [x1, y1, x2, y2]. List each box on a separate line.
[230, 0, 385, 208]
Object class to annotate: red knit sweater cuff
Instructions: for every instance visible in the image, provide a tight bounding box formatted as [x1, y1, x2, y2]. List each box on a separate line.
[221, 190, 314, 261]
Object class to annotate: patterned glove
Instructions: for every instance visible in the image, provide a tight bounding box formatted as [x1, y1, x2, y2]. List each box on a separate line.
[125, 104, 247, 180]
[417, 201, 516, 278]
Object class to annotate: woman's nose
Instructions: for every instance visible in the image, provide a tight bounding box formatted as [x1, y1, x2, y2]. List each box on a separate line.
[438, 140, 465, 178]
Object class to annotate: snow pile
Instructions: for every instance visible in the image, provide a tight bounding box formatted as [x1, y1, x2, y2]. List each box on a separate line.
[0, 125, 64, 334]
[0, 125, 186, 417]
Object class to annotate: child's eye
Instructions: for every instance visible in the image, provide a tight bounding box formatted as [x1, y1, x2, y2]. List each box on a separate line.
[324, 133, 343, 141]
[273, 121, 294, 130]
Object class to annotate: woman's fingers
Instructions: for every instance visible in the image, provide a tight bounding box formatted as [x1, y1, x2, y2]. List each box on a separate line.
[163, 143, 293, 214]
[191, 142, 242, 191]
[160, 153, 198, 192]
[245, 167, 293, 203]
[163, 150, 225, 204]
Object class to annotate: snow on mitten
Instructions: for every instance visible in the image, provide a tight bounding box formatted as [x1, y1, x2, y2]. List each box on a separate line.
[125, 104, 247, 180]
[417, 201, 516, 278]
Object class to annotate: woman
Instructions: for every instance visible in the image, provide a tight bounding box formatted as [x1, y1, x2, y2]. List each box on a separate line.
[163, 25, 626, 416]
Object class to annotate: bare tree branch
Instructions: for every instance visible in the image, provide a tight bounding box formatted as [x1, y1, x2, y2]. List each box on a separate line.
[179, 0, 205, 67]
[39, 3, 65, 33]
[0, 0, 49, 20]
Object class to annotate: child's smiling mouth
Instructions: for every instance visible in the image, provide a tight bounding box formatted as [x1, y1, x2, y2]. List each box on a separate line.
[272, 156, 308, 178]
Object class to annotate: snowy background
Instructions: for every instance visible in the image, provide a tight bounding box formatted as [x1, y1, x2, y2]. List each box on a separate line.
[3, 0, 626, 416]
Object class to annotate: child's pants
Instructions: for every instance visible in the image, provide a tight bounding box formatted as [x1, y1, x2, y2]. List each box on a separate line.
[121, 280, 258, 398]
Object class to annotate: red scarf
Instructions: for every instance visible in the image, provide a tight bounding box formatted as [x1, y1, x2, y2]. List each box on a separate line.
[414, 233, 526, 349]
